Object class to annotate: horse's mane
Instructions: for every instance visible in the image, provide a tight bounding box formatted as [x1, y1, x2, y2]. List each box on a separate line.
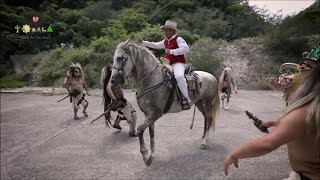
[116, 41, 159, 63]
[219, 68, 234, 87]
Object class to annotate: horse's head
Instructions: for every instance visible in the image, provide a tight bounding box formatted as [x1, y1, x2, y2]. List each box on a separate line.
[111, 40, 135, 85]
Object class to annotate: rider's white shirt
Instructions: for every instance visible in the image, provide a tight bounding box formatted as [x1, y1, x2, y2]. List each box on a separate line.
[142, 34, 189, 56]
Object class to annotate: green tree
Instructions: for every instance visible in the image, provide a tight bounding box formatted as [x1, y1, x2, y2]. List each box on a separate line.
[188, 38, 222, 77]
[120, 8, 147, 33]
[102, 20, 128, 40]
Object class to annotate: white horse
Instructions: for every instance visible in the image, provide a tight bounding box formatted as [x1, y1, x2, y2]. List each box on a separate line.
[110, 41, 220, 165]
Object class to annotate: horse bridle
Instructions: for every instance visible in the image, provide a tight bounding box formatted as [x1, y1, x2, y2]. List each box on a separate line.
[112, 47, 159, 85]
[112, 53, 130, 76]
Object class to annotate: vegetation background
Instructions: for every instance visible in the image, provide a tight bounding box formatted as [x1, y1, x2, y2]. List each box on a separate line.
[0, 0, 319, 89]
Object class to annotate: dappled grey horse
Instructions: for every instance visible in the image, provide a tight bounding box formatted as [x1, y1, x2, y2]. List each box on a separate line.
[110, 40, 220, 166]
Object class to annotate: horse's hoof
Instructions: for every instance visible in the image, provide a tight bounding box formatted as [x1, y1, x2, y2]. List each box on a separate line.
[129, 132, 137, 137]
[200, 144, 207, 150]
[113, 124, 122, 130]
[144, 154, 153, 166]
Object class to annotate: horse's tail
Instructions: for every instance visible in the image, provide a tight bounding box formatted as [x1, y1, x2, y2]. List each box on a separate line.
[211, 94, 220, 131]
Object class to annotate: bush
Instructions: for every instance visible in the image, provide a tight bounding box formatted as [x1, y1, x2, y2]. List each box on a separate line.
[0, 63, 14, 77]
[40, 68, 62, 86]
[18, 70, 33, 82]
[188, 38, 223, 77]
[83, 64, 100, 88]
[91, 37, 117, 53]
[264, 27, 309, 58]
[52, 48, 63, 59]
[179, 30, 200, 45]
[58, 8, 83, 25]
[131, 24, 163, 42]
[101, 20, 128, 40]
[0, 76, 26, 89]
[65, 49, 91, 67]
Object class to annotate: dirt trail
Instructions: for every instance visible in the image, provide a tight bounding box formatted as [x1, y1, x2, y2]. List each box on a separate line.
[1, 89, 292, 179]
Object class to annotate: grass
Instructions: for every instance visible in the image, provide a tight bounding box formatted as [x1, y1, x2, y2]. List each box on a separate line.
[0, 76, 26, 89]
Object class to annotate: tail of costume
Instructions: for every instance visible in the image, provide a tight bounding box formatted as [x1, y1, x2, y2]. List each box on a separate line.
[101, 65, 113, 122]
[101, 65, 113, 105]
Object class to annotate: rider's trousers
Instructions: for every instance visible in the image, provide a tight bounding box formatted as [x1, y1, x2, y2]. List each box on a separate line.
[172, 62, 191, 103]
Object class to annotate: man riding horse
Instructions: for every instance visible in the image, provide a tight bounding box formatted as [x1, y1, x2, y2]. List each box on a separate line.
[142, 20, 191, 110]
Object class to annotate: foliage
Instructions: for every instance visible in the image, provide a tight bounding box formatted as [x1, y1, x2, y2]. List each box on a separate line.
[0, 76, 26, 89]
[1, 0, 318, 89]
[264, 26, 309, 59]
[83, 1, 116, 21]
[39, 67, 62, 86]
[83, 64, 100, 88]
[101, 20, 128, 40]
[131, 24, 163, 42]
[188, 38, 223, 77]
[58, 8, 83, 25]
[65, 49, 91, 67]
[119, 8, 148, 33]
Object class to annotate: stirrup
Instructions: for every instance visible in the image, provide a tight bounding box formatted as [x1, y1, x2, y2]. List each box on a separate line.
[182, 101, 191, 110]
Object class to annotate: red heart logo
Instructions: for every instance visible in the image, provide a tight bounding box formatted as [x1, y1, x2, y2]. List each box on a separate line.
[33, 16, 39, 23]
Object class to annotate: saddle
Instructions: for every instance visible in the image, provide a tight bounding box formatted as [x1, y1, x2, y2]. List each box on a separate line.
[160, 58, 201, 113]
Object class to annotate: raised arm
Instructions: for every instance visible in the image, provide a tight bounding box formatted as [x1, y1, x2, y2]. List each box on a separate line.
[142, 40, 165, 49]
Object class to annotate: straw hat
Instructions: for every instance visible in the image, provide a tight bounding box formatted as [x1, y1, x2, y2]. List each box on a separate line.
[160, 20, 178, 31]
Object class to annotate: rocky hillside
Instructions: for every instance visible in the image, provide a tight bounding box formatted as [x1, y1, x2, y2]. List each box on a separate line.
[218, 38, 286, 90]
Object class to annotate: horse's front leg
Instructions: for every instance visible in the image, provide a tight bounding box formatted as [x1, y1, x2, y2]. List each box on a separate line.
[149, 123, 155, 153]
[137, 119, 155, 166]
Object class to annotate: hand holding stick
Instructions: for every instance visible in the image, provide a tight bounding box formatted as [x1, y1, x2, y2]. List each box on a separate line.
[245, 111, 269, 133]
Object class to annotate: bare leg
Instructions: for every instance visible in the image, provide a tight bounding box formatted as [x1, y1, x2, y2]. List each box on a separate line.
[226, 96, 230, 104]
[74, 107, 79, 119]
[225, 95, 230, 110]
[83, 100, 89, 117]
[220, 93, 225, 108]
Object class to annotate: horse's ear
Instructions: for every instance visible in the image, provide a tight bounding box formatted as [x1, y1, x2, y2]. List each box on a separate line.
[122, 39, 130, 50]
[123, 39, 129, 45]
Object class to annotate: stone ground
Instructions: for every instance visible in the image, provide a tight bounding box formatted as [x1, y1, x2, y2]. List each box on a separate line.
[0, 88, 292, 179]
